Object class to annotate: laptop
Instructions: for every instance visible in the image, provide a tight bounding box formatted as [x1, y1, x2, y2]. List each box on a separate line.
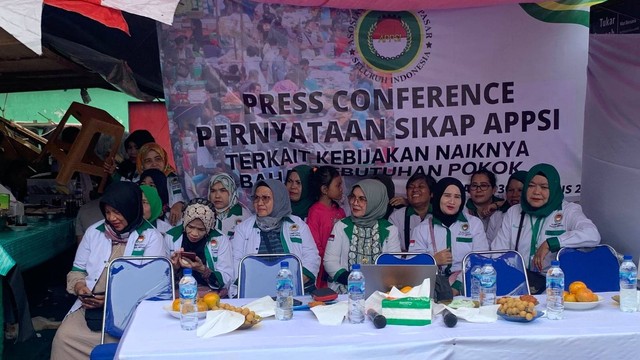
[360, 264, 438, 299]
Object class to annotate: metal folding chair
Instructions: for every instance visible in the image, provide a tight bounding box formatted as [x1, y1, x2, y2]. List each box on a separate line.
[375, 252, 437, 265]
[237, 254, 304, 298]
[462, 250, 530, 296]
[90, 256, 174, 360]
[557, 245, 620, 292]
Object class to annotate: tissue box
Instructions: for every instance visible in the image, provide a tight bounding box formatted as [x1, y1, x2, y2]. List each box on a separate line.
[381, 297, 431, 326]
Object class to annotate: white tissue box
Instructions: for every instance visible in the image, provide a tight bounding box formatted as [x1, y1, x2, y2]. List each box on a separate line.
[381, 297, 431, 326]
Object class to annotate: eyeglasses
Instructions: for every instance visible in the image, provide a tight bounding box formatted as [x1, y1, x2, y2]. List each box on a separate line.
[407, 184, 429, 192]
[469, 183, 491, 191]
[253, 195, 273, 204]
[348, 195, 367, 204]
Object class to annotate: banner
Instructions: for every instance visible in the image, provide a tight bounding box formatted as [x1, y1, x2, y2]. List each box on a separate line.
[158, 1, 589, 202]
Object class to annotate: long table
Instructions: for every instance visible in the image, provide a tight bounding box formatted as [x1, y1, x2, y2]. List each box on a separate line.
[116, 292, 640, 359]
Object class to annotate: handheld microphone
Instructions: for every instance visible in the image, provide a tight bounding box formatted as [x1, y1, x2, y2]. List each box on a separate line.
[366, 309, 387, 329]
[443, 309, 458, 328]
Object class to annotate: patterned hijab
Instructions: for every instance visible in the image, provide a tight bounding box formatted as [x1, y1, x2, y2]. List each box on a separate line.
[253, 179, 291, 232]
[350, 179, 388, 228]
[287, 165, 314, 219]
[136, 143, 176, 176]
[100, 182, 143, 236]
[520, 163, 563, 217]
[431, 177, 466, 228]
[183, 199, 216, 235]
[140, 185, 163, 222]
[208, 173, 239, 215]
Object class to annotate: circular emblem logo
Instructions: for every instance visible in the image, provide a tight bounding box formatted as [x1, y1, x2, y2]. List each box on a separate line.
[554, 213, 563, 223]
[461, 223, 469, 232]
[209, 239, 218, 248]
[290, 224, 299, 232]
[136, 236, 144, 242]
[353, 10, 432, 78]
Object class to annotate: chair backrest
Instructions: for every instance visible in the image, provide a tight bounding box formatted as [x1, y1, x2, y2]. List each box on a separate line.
[557, 245, 620, 292]
[237, 254, 304, 298]
[462, 250, 530, 296]
[101, 256, 174, 343]
[375, 252, 437, 265]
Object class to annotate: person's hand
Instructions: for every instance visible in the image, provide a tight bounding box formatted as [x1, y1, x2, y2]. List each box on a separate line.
[533, 241, 550, 271]
[103, 158, 117, 175]
[434, 249, 453, 265]
[169, 202, 185, 225]
[190, 256, 207, 274]
[389, 196, 408, 207]
[452, 288, 460, 297]
[80, 294, 105, 309]
[170, 251, 182, 269]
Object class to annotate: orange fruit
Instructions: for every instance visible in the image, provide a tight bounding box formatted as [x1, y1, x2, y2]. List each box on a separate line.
[563, 291, 569, 297]
[171, 298, 181, 311]
[196, 299, 208, 312]
[400, 286, 413, 293]
[569, 281, 587, 295]
[203, 292, 221, 309]
[564, 293, 576, 302]
[575, 288, 595, 302]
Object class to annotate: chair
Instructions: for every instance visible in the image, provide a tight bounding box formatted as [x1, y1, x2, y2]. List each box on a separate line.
[462, 250, 530, 297]
[237, 254, 304, 298]
[375, 252, 436, 265]
[89, 256, 174, 360]
[557, 245, 620, 292]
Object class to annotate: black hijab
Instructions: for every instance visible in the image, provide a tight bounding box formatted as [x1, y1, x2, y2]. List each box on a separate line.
[139, 168, 169, 207]
[100, 182, 143, 234]
[431, 177, 466, 228]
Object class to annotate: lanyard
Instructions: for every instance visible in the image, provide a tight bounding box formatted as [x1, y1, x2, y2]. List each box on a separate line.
[528, 216, 543, 270]
[428, 218, 452, 276]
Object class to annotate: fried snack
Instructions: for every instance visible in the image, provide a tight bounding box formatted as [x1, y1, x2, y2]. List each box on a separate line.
[211, 303, 261, 328]
[519, 294, 539, 305]
[497, 296, 538, 321]
[308, 301, 326, 308]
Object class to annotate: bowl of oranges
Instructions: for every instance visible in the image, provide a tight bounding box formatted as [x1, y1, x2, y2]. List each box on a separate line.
[563, 281, 602, 310]
[163, 292, 221, 319]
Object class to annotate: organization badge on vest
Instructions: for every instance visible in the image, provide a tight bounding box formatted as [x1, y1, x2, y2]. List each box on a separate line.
[209, 239, 218, 248]
[554, 213, 563, 223]
[290, 224, 299, 232]
[461, 223, 469, 232]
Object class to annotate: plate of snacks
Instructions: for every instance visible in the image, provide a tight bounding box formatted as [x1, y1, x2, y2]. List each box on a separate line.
[496, 296, 541, 322]
[212, 303, 261, 329]
[564, 295, 603, 310]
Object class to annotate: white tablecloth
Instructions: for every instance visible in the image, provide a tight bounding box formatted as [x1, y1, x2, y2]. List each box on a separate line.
[116, 292, 640, 360]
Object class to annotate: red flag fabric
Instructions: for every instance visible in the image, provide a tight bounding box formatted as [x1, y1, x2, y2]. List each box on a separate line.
[44, 0, 130, 35]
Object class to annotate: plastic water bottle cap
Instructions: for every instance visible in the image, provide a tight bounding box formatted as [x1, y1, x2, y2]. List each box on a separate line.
[551, 260, 560, 266]
[624, 255, 633, 261]
[352, 264, 361, 270]
[183, 268, 192, 275]
[281, 261, 289, 268]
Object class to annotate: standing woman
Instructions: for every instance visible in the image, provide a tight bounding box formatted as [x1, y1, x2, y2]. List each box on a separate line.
[306, 166, 346, 289]
[136, 143, 186, 225]
[208, 173, 251, 237]
[493, 164, 600, 276]
[324, 179, 402, 293]
[286, 165, 314, 220]
[166, 199, 234, 296]
[51, 182, 166, 360]
[389, 173, 436, 252]
[485, 171, 527, 245]
[410, 177, 489, 295]
[465, 169, 504, 230]
[233, 179, 320, 293]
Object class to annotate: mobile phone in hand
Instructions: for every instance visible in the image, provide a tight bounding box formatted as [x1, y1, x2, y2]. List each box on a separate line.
[181, 252, 197, 261]
[79, 294, 95, 299]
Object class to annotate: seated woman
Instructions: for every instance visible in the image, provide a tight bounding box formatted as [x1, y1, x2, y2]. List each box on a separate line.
[104, 130, 155, 181]
[51, 182, 166, 360]
[140, 185, 172, 235]
[136, 143, 185, 225]
[493, 163, 601, 274]
[233, 179, 320, 293]
[208, 173, 251, 237]
[286, 165, 314, 220]
[409, 177, 489, 295]
[485, 171, 527, 244]
[464, 169, 504, 230]
[166, 199, 234, 296]
[324, 179, 402, 293]
[389, 173, 436, 252]
[139, 168, 170, 217]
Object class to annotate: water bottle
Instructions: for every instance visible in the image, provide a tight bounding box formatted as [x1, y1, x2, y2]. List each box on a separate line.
[275, 261, 294, 320]
[347, 264, 365, 324]
[470, 266, 481, 303]
[546, 260, 564, 320]
[179, 268, 198, 330]
[479, 260, 497, 306]
[619, 255, 638, 312]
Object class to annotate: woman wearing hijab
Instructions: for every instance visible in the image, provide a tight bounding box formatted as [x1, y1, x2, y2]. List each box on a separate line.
[104, 130, 155, 181]
[286, 165, 314, 220]
[485, 171, 527, 245]
[140, 185, 172, 237]
[493, 164, 600, 274]
[409, 177, 489, 295]
[136, 143, 185, 225]
[51, 182, 166, 360]
[233, 179, 320, 292]
[166, 199, 233, 295]
[324, 179, 402, 293]
[208, 173, 251, 237]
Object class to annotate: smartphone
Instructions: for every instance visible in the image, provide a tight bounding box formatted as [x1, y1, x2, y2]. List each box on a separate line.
[79, 294, 95, 299]
[181, 251, 197, 261]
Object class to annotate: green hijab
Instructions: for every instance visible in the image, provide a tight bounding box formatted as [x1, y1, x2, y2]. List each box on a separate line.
[350, 179, 388, 228]
[520, 163, 563, 217]
[288, 165, 314, 219]
[140, 185, 163, 222]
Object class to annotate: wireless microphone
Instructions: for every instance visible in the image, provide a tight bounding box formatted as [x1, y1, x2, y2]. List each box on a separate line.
[443, 309, 458, 328]
[366, 308, 387, 329]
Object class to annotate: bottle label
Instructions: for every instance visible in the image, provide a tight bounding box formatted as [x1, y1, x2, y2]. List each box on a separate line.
[348, 282, 365, 294]
[546, 278, 564, 291]
[479, 275, 495, 288]
[620, 270, 638, 285]
[277, 279, 293, 291]
[179, 284, 197, 299]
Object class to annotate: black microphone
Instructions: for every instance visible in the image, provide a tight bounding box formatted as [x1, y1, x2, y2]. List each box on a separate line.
[366, 308, 387, 329]
[443, 309, 458, 328]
